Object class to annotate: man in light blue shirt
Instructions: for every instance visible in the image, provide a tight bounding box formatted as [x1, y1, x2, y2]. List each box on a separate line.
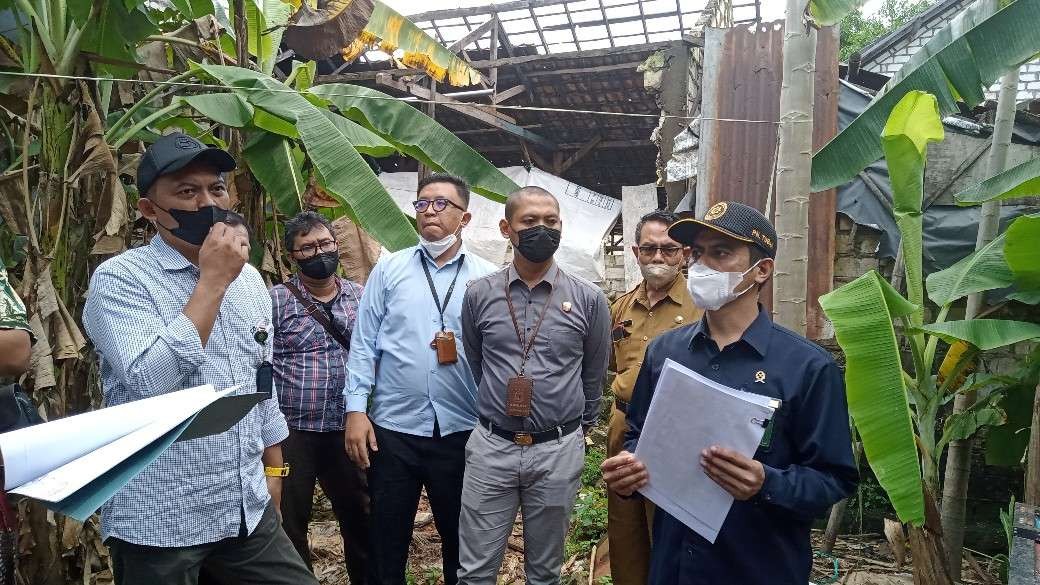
[346, 174, 497, 585]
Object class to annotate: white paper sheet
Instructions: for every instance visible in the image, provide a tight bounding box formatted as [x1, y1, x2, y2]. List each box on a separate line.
[634, 359, 775, 543]
[10, 387, 235, 502]
[0, 385, 217, 489]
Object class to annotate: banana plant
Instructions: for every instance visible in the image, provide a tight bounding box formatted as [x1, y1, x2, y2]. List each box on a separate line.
[811, 0, 1040, 191]
[102, 63, 518, 251]
[819, 91, 1040, 585]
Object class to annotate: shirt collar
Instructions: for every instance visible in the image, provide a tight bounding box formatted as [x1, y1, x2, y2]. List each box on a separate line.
[507, 261, 559, 289]
[150, 234, 194, 272]
[689, 304, 772, 357]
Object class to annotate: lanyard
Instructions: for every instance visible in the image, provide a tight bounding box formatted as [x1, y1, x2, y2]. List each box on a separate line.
[420, 252, 465, 331]
[504, 267, 559, 376]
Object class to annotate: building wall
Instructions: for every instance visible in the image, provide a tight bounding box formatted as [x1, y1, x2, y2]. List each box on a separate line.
[861, 0, 1040, 101]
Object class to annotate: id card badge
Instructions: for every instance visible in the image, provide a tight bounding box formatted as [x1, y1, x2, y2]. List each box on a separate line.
[256, 361, 273, 397]
[431, 330, 459, 365]
[506, 375, 533, 417]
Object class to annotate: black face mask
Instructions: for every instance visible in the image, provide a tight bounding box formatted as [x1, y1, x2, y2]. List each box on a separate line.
[152, 204, 227, 246]
[298, 251, 339, 279]
[515, 225, 561, 264]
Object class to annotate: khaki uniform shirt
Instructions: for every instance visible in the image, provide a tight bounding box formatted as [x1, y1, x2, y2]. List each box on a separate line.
[609, 274, 701, 403]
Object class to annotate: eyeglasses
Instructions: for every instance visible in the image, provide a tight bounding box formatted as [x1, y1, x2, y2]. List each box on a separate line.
[292, 239, 338, 258]
[637, 245, 683, 259]
[412, 198, 465, 213]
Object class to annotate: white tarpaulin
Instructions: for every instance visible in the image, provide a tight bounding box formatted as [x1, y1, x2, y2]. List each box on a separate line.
[376, 167, 621, 283]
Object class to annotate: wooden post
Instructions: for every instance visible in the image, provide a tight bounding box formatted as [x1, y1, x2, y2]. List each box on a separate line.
[234, 0, 248, 69]
[418, 77, 437, 180]
[490, 15, 500, 100]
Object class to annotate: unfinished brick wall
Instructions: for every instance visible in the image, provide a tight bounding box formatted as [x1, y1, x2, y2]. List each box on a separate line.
[861, 0, 1040, 101]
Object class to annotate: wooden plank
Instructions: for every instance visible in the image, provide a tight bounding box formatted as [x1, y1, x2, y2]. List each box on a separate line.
[556, 135, 603, 174]
[450, 17, 496, 52]
[524, 61, 645, 78]
[495, 19, 536, 102]
[478, 139, 647, 153]
[376, 75, 558, 151]
[468, 40, 677, 68]
[407, 0, 572, 23]
[490, 15, 499, 95]
[492, 84, 527, 103]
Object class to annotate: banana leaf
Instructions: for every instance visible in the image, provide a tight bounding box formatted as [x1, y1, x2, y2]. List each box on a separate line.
[925, 231, 1013, 307]
[811, 0, 1040, 191]
[259, 0, 293, 74]
[808, 0, 868, 27]
[954, 157, 1040, 205]
[819, 270, 924, 526]
[284, 0, 374, 61]
[358, 1, 483, 87]
[915, 319, 1040, 350]
[286, 60, 318, 91]
[243, 133, 306, 217]
[1004, 214, 1040, 303]
[181, 94, 254, 128]
[252, 109, 299, 138]
[936, 392, 1006, 454]
[310, 84, 518, 202]
[320, 110, 396, 157]
[193, 63, 418, 251]
[881, 91, 943, 327]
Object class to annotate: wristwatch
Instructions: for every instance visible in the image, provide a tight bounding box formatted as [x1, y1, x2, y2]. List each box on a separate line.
[264, 464, 290, 477]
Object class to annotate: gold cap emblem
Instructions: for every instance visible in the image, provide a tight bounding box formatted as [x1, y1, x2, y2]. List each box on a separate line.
[562, 301, 572, 313]
[754, 370, 766, 384]
[675, 315, 684, 324]
[704, 202, 728, 221]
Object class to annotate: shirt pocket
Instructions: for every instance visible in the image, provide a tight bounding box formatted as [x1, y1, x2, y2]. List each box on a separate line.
[278, 313, 327, 355]
[546, 327, 583, 371]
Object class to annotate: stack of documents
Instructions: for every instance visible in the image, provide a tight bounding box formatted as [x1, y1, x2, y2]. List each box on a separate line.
[634, 359, 777, 543]
[0, 385, 264, 521]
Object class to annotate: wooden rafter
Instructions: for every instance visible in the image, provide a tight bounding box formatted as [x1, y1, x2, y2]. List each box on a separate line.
[555, 134, 602, 175]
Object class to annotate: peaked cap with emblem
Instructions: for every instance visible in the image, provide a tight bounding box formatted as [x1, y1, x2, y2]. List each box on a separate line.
[137, 132, 236, 197]
[669, 201, 777, 258]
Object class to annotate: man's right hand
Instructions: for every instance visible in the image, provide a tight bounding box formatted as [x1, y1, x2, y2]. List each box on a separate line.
[198, 222, 248, 290]
[345, 411, 378, 469]
[601, 451, 649, 497]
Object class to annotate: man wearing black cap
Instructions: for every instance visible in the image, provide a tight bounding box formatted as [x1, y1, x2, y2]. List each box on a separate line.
[601, 201, 857, 585]
[83, 133, 317, 585]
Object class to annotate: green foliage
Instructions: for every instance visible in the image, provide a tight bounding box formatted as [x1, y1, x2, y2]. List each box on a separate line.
[838, 0, 936, 61]
[566, 446, 609, 561]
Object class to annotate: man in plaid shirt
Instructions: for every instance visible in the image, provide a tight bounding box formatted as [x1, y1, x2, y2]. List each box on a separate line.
[83, 133, 316, 585]
[270, 211, 370, 582]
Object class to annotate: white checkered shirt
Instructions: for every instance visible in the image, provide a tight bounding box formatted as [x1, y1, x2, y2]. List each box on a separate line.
[83, 235, 289, 547]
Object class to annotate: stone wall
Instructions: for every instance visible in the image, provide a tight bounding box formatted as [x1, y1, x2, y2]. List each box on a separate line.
[861, 0, 1040, 101]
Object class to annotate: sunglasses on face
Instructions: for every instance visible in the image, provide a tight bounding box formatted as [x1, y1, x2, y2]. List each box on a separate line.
[637, 245, 683, 259]
[412, 198, 465, 213]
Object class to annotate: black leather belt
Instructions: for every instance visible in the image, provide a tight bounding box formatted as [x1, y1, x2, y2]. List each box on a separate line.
[614, 398, 629, 414]
[479, 416, 580, 446]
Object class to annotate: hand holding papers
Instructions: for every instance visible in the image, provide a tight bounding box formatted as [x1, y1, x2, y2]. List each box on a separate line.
[0, 385, 265, 521]
[633, 359, 777, 543]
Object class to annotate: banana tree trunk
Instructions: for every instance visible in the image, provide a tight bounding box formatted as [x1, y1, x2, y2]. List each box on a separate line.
[772, 0, 816, 334]
[940, 67, 1020, 580]
[1027, 382, 1040, 505]
[910, 487, 954, 585]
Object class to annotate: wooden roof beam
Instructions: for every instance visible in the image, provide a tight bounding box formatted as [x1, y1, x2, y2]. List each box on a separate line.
[408, 0, 573, 23]
[450, 17, 496, 52]
[375, 75, 558, 151]
[556, 134, 602, 175]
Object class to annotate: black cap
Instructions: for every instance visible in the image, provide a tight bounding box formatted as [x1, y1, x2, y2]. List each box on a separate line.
[137, 133, 236, 197]
[668, 201, 777, 258]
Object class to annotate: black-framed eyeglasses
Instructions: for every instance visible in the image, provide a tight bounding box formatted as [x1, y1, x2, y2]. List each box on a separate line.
[412, 198, 465, 213]
[637, 245, 683, 259]
[292, 239, 338, 258]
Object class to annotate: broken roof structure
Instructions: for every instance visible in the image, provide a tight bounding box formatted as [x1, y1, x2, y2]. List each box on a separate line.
[316, 0, 761, 198]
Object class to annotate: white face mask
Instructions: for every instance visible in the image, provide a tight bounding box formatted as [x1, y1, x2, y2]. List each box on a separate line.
[640, 262, 680, 289]
[685, 260, 763, 311]
[419, 221, 463, 258]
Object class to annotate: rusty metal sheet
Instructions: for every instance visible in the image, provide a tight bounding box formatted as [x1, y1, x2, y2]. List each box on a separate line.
[696, 21, 839, 339]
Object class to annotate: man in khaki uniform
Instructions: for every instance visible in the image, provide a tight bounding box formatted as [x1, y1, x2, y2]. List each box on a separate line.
[607, 210, 701, 585]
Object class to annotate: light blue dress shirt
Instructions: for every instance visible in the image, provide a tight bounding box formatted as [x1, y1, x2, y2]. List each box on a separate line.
[346, 244, 498, 437]
[82, 235, 288, 546]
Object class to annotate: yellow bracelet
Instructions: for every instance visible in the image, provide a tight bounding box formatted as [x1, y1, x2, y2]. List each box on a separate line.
[264, 464, 290, 477]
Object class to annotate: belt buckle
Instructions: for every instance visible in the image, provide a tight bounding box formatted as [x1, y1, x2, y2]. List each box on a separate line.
[513, 432, 533, 446]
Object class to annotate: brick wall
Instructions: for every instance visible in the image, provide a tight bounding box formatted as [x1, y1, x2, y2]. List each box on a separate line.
[862, 0, 1040, 101]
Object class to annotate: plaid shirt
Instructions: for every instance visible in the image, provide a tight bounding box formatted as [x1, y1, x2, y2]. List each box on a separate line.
[270, 276, 362, 432]
[83, 235, 289, 547]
